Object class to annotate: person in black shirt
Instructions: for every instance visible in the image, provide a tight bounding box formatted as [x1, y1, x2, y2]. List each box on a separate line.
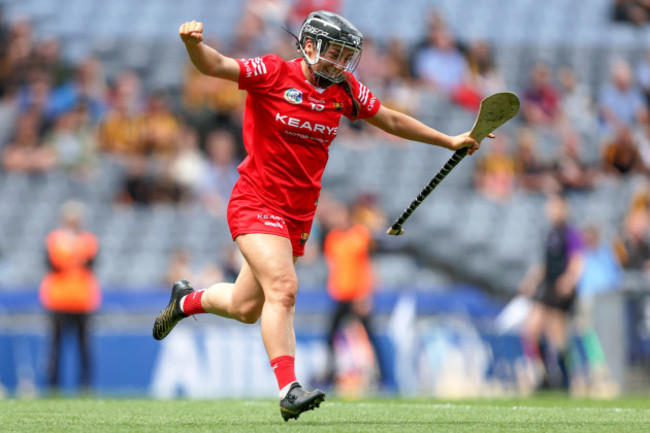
[520, 194, 585, 389]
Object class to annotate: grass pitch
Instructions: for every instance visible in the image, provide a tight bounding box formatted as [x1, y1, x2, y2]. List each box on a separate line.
[2, 395, 650, 432]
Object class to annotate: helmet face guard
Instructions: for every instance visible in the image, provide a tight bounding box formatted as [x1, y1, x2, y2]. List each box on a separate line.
[298, 12, 363, 87]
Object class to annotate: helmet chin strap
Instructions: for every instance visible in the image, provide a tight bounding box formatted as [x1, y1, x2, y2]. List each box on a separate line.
[306, 62, 336, 88]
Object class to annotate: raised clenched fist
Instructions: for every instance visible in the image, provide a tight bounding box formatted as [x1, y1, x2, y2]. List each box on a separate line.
[179, 20, 204, 45]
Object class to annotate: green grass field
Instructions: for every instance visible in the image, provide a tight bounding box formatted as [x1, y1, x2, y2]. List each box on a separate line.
[2, 395, 650, 433]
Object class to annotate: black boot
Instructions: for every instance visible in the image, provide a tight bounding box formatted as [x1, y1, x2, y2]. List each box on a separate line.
[152, 280, 194, 340]
[280, 382, 325, 421]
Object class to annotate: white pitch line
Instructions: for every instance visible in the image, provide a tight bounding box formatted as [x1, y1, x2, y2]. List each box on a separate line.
[324, 402, 650, 413]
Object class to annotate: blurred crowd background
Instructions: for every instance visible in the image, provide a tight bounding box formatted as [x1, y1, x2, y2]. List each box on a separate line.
[1, 0, 650, 398]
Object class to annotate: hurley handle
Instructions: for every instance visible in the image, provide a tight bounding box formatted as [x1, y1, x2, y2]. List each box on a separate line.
[386, 147, 468, 236]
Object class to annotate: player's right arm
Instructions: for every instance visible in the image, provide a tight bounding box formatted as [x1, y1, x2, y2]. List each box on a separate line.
[179, 20, 239, 82]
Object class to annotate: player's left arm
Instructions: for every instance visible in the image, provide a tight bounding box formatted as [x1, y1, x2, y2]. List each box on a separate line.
[364, 105, 489, 155]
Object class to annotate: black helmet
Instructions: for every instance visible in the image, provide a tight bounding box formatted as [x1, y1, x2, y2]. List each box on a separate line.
[298, 10, 363, 87]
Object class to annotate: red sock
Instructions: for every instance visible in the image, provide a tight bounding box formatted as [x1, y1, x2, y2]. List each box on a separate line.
[270, 355, 297, 391]
[181, 290, 206, 316]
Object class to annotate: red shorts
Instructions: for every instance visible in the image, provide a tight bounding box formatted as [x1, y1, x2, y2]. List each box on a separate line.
[227, 180, 314, 257]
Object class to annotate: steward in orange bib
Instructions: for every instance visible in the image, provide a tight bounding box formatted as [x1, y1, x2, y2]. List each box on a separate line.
[39, 200, 100, 391]
[320, 197, 386, 388]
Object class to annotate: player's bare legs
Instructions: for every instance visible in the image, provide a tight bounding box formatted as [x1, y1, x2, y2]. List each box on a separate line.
[200, 260, 265, 324]
[153, 232, 324, 419]
[234, 233, 297, 359]
[154, 238, 298, 336]
[234, 233, 324, 420]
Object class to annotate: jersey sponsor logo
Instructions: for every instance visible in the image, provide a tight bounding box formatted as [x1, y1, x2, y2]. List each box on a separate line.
[275, 113, 338, 135]
[357, 83, 370, 105]
[284, 88, 303, 104]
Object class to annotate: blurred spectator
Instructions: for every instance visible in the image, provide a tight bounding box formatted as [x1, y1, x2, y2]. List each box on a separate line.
[521, 62, 562, 127]
[98, 71, 146, 156]
[465, 40, 505, 98]
[169, 124, 206, 203]
[613, 0, 650, 25]
[553, 131, 598, 192]
[115, 157, 154, 205]
[142, 90, 181, 159]
[236, 0, 290, 56]
[572, 224, 621, 397]
[115, 155, 184, 206]
[16, 70, 55, 128]
[412, 26, 473, 103]
[474, 134, 518, 202]
[601, 126, 645, 176]
[1, 111, 57, 173]
[178, 63, 216, 147]
[320, 198, 384, 390]
[48, 57, 108, 125]
[1, 16, 35, 95]
[350, 192, 387, 238]
[614, 208, 650, 272]
[409, 9, 448, 69]
[29, 37, 73, 87]
[43, 102, 98, 179]
[578, 225, 622, 297]
[39, 201, 100, 392]
[179, 59, 245, 153]
[598, 60, 648, 135]
[199, 129, 240, 217]
[514, 127, 559, 194]
[379, 37, 419, 115]
[520, 194, 584, 390]
[557, 66, 598, 135]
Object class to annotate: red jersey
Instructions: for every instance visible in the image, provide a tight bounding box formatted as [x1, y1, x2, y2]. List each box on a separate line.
[235, 54, 381, 221]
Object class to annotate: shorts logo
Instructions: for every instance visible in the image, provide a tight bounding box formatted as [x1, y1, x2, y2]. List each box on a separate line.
[284, 88, 303, 104]
[300, 232, 310, 245]
[257, 213, 285, 229]
[333, 101, 344, 110]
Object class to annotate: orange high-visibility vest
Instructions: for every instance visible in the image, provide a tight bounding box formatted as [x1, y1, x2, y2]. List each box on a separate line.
[323, 224, 373, 302]
[39, 229, 101, 313]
